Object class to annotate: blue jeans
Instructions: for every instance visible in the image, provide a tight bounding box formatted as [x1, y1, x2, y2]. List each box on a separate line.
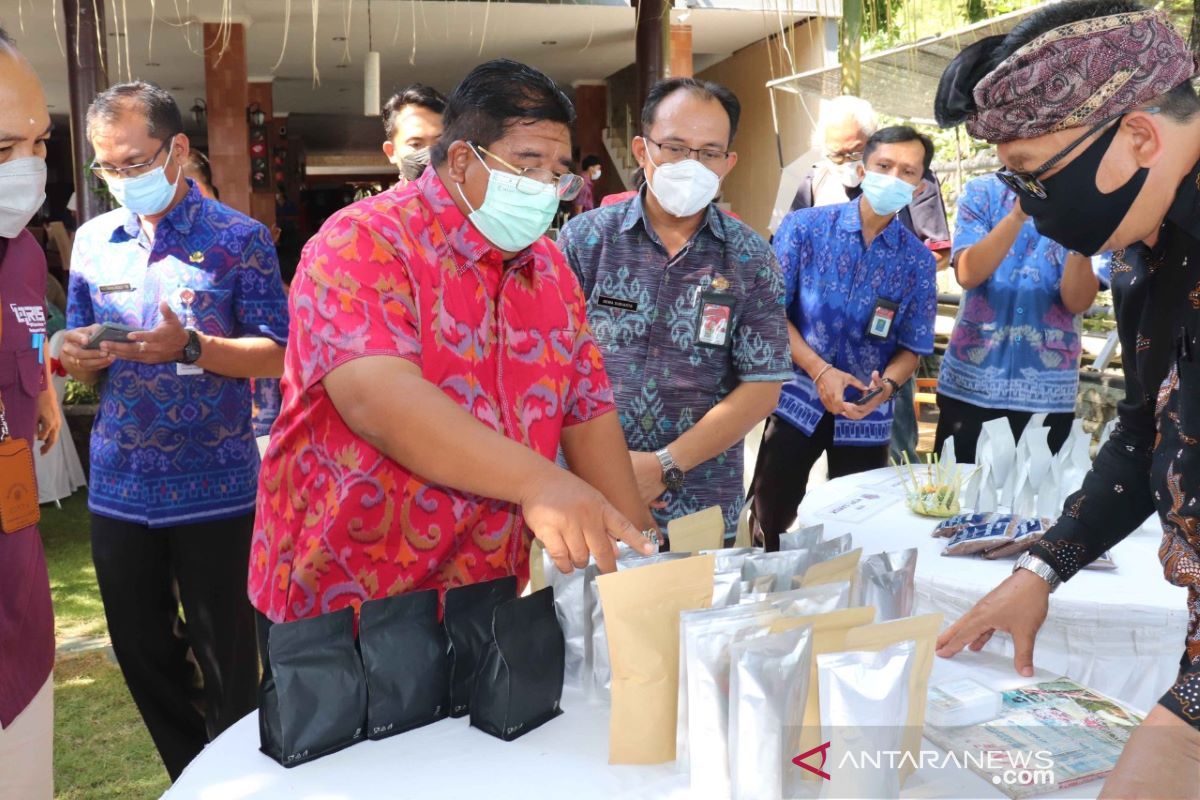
[889, 377, 919, 464]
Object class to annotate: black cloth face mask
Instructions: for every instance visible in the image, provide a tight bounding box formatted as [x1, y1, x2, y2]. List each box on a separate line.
[1018, 122, 1148, 257]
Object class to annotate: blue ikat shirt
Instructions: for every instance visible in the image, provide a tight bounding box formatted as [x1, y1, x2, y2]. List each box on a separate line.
[558, 193, 792, 534]
[939, 175, 1086, 413]
[774, 199, 936, 446]
[67, 182, 289, 527]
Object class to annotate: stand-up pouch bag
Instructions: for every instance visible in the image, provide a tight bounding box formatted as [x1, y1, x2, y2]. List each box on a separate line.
[444, 575, 517, 717]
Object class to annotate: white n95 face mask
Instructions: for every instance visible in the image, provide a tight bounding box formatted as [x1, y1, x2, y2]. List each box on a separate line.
[835, 159, 864, 188]
[645, 151, 720, 218]
[0, 157, 47, 239]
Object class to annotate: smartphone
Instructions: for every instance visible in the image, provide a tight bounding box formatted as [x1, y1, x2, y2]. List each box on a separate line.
[84, 322, 142, 350]
[853, 386, 884, 406]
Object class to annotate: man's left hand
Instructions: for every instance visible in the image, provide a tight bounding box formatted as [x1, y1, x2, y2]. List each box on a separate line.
[101, 301, 190, 365]
[841, 371, 892, 420]
[35, 388, 61, 454]
[629, 450, 668, 509]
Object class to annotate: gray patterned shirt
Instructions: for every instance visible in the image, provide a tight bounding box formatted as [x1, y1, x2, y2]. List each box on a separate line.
[558, 193, 791, 534]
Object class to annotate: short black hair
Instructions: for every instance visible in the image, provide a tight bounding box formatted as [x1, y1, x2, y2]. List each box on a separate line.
[0, 25, 13, 47]
[863, 126, 934, 172]
[86, 81, 183, 142]
[382, 83, 447, 140]
[581, 154, 602, 170]
[431, 59, 574, 165]
[641, 77, 741, 145]
[183, 149, 217, 196]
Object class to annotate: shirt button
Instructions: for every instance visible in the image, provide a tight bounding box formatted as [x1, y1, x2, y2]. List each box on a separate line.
[1014, 335, 1023, 342]
[1017, 307, 1024, 314]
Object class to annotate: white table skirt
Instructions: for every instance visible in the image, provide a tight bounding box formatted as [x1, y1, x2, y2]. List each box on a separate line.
[797, 467, 1190, 714]
[164, 651, 1106, 800]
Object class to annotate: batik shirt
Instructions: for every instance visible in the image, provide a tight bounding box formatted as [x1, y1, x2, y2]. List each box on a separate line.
[558, 193, 791, 535]
[1031, 161, 1200, 730]
[67, 181, 289, 526]
[773, 200, 937, 446]
[249, 169, 615, 623]
[939, 175, 1083, 413]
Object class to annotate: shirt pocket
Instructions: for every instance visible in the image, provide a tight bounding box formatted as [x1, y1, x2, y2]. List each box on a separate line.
[655, 300, 734, 396]
[181, 289, 234, 337]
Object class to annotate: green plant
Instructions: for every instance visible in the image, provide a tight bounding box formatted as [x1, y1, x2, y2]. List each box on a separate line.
[63, 379, 100, 406]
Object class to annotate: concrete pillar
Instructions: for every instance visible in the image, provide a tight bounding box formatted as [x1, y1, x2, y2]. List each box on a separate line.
[635, 0, 669, 112]
[203, 23, 251, 216]
[62, 0, 108, 225]
[669, 24, 693, 78]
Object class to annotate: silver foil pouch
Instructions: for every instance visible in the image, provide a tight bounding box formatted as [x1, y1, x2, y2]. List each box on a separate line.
[741, 550, 812, 593]
[857, 549, 917, 622]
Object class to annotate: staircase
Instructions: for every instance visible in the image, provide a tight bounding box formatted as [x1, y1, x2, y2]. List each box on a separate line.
[601, 103, 638, 190]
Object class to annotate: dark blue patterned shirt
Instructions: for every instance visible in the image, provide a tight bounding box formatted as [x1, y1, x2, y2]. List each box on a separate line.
[774, 200, 936, 445]
[67, 182, 289, 526]
[558, 193, 791, 534]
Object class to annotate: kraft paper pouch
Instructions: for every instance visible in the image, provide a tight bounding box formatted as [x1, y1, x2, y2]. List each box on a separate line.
[0, 436, 38, 533]
[588, 552, 692, 699]
[669, 505, 725, 553]
[841, 613, 943, 785]
[742, 550, 812, 593]
[703, 547, 762, 573]
[799, 548, 862, 589]
[857, 549, 917, 622]
[676, 602, 778, 775]
[686, 609, 782, 796]
[541, 547, 589, 688]
[741, 582, 852, 616]
[597, 554, 716, 764]
[734, 501, 753, 548]
[768, 606, 877, 773]
[817, 641, 916, 800]
[471, 587, 564, 741]
[713, 570, 742, 607]
[359, 590, 449, 739]
[259, 607, 367, 767]
[729, 625, 813, 800]
[444, 576, 518, 717]
[779, 524, 824, 552]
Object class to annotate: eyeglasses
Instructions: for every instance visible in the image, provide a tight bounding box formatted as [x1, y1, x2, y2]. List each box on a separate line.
[89, 138, 174, 180]
[824, 149, 864, 165]
[643, 137, 731, 167]
[472, 143, 584, 201]
[995, 110, 1146, 200]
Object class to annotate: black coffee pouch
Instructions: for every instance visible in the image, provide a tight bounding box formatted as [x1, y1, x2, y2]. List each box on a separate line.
[444, 575, 518, 717]
[259, 607, 367, 767]
[470, 587, 565, 741]
[359, 589, 451, 739]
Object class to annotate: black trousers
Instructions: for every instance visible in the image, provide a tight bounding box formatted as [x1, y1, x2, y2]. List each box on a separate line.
[749, 413, 889, 550]
[933, 394, 1074, 464]
[91, 512, 260, 781]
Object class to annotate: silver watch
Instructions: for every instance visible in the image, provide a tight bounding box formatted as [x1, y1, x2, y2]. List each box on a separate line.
[1013, 552, 1062, 592]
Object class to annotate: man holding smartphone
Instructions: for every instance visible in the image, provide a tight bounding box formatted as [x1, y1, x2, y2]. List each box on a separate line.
[59, 82, 288, 781]
[748, 126, 938, 548]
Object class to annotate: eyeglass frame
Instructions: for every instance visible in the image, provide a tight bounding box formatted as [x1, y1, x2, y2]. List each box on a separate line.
[89, 136, 176, 180]
[470, 142, 584, 202]
[824, 148, 865, 165]
[995, 108, 1156, 200]
[641, 136, 732, 167]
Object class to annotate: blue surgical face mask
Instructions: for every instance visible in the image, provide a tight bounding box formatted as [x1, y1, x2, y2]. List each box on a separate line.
[860, 170, 916, 216]
[104, 137, 181, 216]
[457, 147, 559, 253]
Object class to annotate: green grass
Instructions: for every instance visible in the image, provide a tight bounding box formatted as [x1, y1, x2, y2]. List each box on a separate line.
[54, 651, 170, 799]
[41, 492, 107, 642]
[42, 491, 171, 798]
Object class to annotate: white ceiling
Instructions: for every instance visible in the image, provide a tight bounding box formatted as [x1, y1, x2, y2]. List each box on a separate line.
[2, 0, 811, 119]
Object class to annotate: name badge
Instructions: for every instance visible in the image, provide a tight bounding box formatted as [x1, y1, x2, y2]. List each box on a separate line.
[176, 363, 204, 376]
[696, 291, 735, 348]
[597, 295, 638, 312]
[867, 297, 899, 340]
[99, 283, 135, 294]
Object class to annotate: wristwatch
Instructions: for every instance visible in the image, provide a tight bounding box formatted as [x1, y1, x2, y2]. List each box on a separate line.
[1013, 552, 1061, 592]
[178, 329, 202, 365]
[881, 376, 902, 398]
[655, 447, 685, 493]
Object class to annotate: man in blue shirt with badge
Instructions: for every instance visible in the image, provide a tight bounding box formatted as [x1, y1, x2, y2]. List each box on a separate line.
[558, 77, 792, 540]
[750, 126, 937, 548]
[59, 82, 289, 780]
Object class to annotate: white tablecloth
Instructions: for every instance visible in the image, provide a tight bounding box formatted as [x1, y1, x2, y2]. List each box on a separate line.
[797, 467, 1190, 713]
[164, 651, 1107, 800]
